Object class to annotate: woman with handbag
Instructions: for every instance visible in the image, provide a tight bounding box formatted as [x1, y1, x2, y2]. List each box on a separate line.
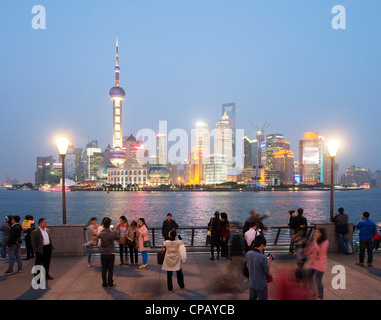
[162, 229, 185, 292]
[137, 218, 150, 269]
[127, 220, 139, 266]
[115, 216, 128, 265]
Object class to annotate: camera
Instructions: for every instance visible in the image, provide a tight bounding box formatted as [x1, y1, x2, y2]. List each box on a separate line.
[267, 253, 275, 260]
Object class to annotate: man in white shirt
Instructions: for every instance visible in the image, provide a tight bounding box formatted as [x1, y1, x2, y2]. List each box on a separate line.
[31, 218, 54, 280]
[244, 221, 259, 252]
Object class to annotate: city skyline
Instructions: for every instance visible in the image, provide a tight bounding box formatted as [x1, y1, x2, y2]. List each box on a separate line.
[1, 1, 381, 182]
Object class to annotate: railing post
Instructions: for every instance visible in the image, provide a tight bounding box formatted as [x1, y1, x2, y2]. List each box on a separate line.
[274, 227, 282, 245]
[191, 228, 195, 246]
[152, 228, 155, 247]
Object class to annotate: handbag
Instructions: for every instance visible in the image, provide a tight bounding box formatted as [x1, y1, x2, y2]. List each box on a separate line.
[207, 218, 213, 237]
[157, 247, 165, 265]
[143, 233, 151, 248]
[118, 237, 126, 245]
[179, 243, 187, 263]
[266, 273, 273, 283]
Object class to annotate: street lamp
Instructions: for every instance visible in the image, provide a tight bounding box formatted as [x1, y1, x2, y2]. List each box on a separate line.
[328, 140, 339, 222]
[57, 137, 69, 224]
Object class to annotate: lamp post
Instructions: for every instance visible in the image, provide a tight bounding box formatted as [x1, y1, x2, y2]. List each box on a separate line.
[328, 140, 339, 222]
[57, 137, 69, 224]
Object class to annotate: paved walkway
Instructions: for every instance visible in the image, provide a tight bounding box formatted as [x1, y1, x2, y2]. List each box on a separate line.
[0, 251, 380, 300]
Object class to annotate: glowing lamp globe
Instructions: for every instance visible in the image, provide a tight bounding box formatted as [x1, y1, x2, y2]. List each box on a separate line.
[328, 140, 339, 158]
[57, 137, 69, 156]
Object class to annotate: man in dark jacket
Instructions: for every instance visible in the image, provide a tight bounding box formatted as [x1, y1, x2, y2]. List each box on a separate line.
[162, 213, 179, 240]
[355, 212, 377, 267]
[288, 208, 308, 254]
[98, 217, 120, 288]
[31, 218, 54, 280]
[5, 215, 23, 274]
[333, 207, 351, 254]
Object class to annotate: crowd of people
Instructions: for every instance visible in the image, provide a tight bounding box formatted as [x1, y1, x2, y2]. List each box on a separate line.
[0, 208, 379, 299]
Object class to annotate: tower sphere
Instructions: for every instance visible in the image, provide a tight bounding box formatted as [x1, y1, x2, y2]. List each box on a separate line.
[109, 86, 126, 101]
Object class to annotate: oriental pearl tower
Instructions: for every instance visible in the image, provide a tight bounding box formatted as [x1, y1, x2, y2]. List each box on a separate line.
[108, 34, 127, 167]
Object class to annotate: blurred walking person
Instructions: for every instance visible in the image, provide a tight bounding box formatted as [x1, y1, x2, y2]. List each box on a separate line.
[220, 212, 230, 259]
[85, 217, 98, 267]
[208, 211, 222, 260]
[31, 218, 54, 280]
[305, 228, 329, 300]
[333, 208, 351, 254]
[137, 218, 150, 269]
[115, 216, 128, 265]
[355, 212, 377, 267]
[162, 229, 185, 292]
[5, 215, 23, 274]
[97, 217, 119, 288]
[0, 215, 12, 261]
[244, 221, 260, 253]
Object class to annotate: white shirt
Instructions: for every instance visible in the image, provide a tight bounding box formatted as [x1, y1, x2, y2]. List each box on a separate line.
[245, 228, 259, 247]
[39, 227, 50, 245]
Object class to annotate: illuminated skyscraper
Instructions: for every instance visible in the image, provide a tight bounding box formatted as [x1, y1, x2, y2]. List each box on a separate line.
[265, 133, 285, 171]
[215, 112, 233, 169]
[195, 121, 210, 160]
[273, 150, 295, 185]
[156, 133, 167, 165]
[299, 132, 324, 183]
[222, 103, 236, 164]
[189, 145, 205, 185]
[109, 34, 127, 167]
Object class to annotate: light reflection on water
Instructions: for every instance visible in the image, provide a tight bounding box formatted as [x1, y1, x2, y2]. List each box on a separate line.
[1, 189, 380, 229]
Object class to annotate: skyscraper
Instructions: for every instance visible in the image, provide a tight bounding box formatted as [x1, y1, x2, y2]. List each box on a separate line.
[273, 149, 295, 185]
[299, 132, 324, 183]
[109, 34, 127, 167]
[222, 103, 236, 165]
[156, 133, 167, 165]
[265, 133, 285, 171]
[189, 145, 205, 185]
[195, 121, 210, 161]
[215, 112, 233, 169]
[82, 140, 103, 181]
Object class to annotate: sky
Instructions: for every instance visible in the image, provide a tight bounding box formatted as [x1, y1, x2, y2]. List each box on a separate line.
[0, 0, 380, 183]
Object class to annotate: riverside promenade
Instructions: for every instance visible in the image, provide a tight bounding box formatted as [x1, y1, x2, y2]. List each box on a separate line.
[0, 251, 380, 300]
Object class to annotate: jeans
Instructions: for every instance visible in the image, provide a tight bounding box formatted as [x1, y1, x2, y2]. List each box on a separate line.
[87, 245, 96, 264]
[128, 244, 138, 264]
[101, 254, 115, 286]
[337, 233, 350, 253]
[1, 236, 9, 259]
[167, 269, 184, 291]
[307, 268, 324, 299]
[359, 238, 373, 264]
[249, 286, 268, 300]
[25, 234, 34, 259]
[7, 244, 22, 272]
[141, 250, 148, 265]
[119, 243, 128, 262]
